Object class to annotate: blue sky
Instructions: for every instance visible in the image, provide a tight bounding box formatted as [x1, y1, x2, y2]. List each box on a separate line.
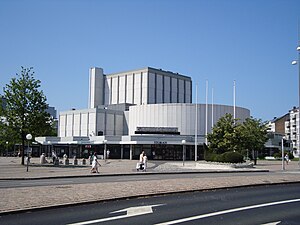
[1, 0, 299, 121]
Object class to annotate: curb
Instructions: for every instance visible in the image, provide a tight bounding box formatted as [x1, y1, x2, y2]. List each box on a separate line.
[0, 169, 270, 181]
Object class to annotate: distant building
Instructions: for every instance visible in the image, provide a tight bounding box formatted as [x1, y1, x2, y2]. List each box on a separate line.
[267, 107, 299, 158]
[284, 107, 299, 156]
[1, 95, 6, 110]
[46, 106, 57, 119]
[267, 114, 289, 135]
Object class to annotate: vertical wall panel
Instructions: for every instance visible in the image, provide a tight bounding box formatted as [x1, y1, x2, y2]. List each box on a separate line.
[134, 73, 142, 105]
[178, 80, 185, 103]
[81, 113, 88, 136]
[156, 74, 163, 103]
[88, 113, 96, 136]
[59, 115, 66, 137]
[164, 76, 171, 103]
[97, 112, 105, 135]
[142, 72, 148, 104]
[111, 77, 118, 104]
[171, 78, 178, 103]
[73, 114, 81, 136]
[106, 114, 114, 135]
[119, 75, 126, 103]
[115, 115, 123, 135]
[148, 73, 155, 104]
[66, 114, 73, 137]
[185, 81, 191, 103]
[126, 74, 133, 104]
[104, 77, 110, 105]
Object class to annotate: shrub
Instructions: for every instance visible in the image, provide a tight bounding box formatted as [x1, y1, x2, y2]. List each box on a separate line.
[273, 153, 281, 159]
[204, 150, 216, 162]
[205, 151, 244, 163]
[221, 151, 244, 163]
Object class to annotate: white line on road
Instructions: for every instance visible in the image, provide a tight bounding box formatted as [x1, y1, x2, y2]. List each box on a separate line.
[261, 222, 281, 225]
[67, 204, 164, 225]
[155, 198, 300, 225]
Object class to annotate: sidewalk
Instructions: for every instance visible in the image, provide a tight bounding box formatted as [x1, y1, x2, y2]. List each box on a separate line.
[0, 157, 285, 179]
[1, 157, 300, 214]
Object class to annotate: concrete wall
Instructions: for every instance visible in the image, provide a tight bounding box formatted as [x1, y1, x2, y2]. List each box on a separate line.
[59, 108, 123, 137]
[128, 103, 250, 136]
[89, 68, 104, 108]
[89, 67, 192, 108]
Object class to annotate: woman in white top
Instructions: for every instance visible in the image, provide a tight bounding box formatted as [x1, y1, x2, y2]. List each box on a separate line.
[142, 154, 148, 171]
[91, 153, 100, 173]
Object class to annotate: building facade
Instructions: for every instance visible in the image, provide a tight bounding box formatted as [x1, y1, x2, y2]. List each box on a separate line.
[89, 67, 192, 108]
[36, 67, 251, 161]
[284, 107, 299, 157]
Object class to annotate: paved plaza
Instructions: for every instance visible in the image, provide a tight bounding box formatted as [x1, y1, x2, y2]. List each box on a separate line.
[1, 157, 300, 214]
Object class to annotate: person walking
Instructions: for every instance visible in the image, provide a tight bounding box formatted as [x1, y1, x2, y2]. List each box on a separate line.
[142, 153, 148, 172]
[51, 150, 57, 163]
[284, 153, 290, 165]
[91, 153, 101, 173]
[136, 151, 145, 171]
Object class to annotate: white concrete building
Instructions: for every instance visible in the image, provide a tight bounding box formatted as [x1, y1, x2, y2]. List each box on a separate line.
[89, 67, 192, 108]
[285, 107, 300, 157]
[37, 67, 250, 161]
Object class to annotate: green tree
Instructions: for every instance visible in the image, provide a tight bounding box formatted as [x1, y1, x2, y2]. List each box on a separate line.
[207, 113, 239, 154]
[207, 113, 268, 164]
[236, 117, 268, 165]
[2, 67, 55, 164]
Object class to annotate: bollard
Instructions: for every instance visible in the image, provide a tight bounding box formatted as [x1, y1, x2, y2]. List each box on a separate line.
[64, 158, 69, 165]
[54, 158, 59, 166]
[82, 158, 86, 165]
[73, 156, 78, 165]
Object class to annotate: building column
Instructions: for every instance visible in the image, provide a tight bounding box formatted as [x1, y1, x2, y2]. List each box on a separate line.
[130, 144, 133, 160]
[121, 145, 124, 159]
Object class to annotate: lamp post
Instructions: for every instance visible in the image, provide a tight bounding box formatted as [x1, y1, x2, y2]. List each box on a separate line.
[292, 45, 300, 166]
[26, 134, 32, 172]
[103, 139, 107, 162]
[182, 140, 186, 166]
[5, 141, 8, 157]
[281, 137, 286, 171]
[195, 83, 198, 162]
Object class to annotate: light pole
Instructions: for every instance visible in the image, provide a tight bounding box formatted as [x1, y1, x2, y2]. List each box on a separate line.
[281, 137, 286, 171]
[182, 140, 186, 166]
[195, 83, 198, 162]
[292, 45, 300, 166]
[26, 134, 32, 172]
[103, 139, 107, 162]
[5, 141, 8, 157]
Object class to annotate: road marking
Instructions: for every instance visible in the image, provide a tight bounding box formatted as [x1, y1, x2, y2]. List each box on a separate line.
[261, 222, 281, 225]
[155, 198, 300, 225]
[67, 204, 164, 225]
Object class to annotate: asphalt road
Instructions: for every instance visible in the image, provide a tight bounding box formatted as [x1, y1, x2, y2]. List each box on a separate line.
[1, 183, 300, 225]
[0, 172, 272, 188]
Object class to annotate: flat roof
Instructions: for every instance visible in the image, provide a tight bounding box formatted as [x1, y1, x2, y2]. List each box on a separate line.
[106, 67, 191, 80]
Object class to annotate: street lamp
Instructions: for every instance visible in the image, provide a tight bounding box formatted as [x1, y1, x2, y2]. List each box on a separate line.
[103, 139, 107, 162]
[281, 137, 286, 171]
[5, 141, 8, 157]
[182, 140, 186, 166]
[292, 45, 300, 167]
[26, 134, 32, 172]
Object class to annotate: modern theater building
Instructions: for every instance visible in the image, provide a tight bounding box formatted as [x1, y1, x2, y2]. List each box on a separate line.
[36, 67, 250, 161]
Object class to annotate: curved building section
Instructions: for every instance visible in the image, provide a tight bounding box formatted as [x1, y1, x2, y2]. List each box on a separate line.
[128, 103, 250, 136]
